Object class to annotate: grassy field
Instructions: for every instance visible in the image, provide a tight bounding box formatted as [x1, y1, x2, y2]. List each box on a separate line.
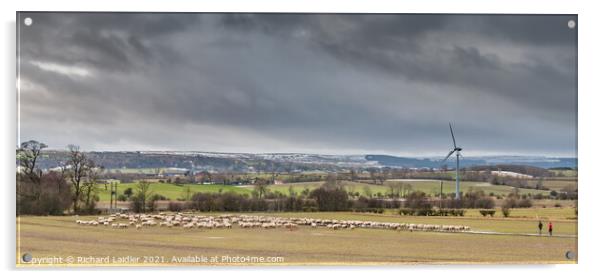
[384, 180, 551, 196]
[268, 181, 388, 195]
[548, 169, 578, 177]
[527, 179, 578, 192]
[17, 211, 576, 266]
[96, 183, 251, 201]
[269, 180, 551, 197]
[97, 176, 570, 203]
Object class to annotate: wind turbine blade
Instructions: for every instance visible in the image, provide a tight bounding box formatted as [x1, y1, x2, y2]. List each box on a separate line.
[449, 123, 457, 149]
[442, 150, 455, 163]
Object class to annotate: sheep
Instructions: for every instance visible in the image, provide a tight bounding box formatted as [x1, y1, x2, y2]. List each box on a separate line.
[77, 213, 471, 236]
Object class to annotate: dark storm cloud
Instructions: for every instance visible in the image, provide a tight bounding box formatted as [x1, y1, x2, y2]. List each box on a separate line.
[18, 13, 577, 156]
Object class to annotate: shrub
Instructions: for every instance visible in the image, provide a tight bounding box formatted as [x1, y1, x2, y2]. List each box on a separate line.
[129, 194, 144, 213]
[17, 172, 71, 216]
[479, 209, 496, 217]
[399, 208, 414, 216]
[404, 191, 432, 210]
[501, 207, 511, 217]
[189, 193, 217, 211]
[302, 206, 318, 212]
[503, 198, 518, 208]
[309, 187, 349, 211]
[450, 209, 465, 216]
[123, 187, 133, 198]
[415, 208, 434, 216]
[356, 208, 384, 213]
[117, 194, 127, 202]
[439, 198, 463, 209]
[168, 202, 184, 212]
[438, 208, 450, 216]
[475, 197, 495, 209]
[147, 194, 166, 212]
[517, 199, 533, 208]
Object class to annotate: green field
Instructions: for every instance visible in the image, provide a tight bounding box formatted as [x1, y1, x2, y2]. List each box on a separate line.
[548, 169, 578, 177]
[528, 179, 578, 192]
[384, 180, 551, 196]
[95, 177, 570, 205]
[17, 211, 577, 265]
[96, 182, 251, 201]
[268, 180, 551, 197]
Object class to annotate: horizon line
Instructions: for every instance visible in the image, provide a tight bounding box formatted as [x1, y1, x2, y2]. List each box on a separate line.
[34, 148, 577, 159]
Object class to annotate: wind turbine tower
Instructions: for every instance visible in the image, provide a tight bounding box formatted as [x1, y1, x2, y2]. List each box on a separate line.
[443, 123, 462, 200]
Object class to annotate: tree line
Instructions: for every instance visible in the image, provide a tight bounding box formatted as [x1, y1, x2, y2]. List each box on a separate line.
[17, 140, 101, 215]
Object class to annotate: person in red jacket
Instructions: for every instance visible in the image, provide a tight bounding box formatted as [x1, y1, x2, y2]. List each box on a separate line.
[548, 221, 553, 236]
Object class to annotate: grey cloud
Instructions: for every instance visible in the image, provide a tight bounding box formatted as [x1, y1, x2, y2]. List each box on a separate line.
[17, 13, 577, 156]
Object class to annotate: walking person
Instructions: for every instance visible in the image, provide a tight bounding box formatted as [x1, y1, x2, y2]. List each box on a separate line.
[548, 221, 553, 236]
[538, 220, 543, 235]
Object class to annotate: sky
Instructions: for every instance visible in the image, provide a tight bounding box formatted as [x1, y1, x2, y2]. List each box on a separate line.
[17, 13, 577, 157]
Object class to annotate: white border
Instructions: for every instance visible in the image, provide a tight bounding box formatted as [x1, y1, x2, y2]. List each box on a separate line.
[2, 0, 601, 278]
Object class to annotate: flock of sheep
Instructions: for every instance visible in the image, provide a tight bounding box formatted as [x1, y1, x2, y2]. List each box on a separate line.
[75, 213, 471, 233]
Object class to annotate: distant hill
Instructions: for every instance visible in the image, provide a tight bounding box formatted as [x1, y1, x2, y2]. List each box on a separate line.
[27, 150, 577, 172]
[364, 155, 487, 168]
[364, 154, 577, 170]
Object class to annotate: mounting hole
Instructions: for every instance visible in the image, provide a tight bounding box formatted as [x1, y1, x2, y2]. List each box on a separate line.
[565, 250, 575, 260]
[22, 253, 32, 263]
[24, 17, 33, 26]
[568, 20, 576, 29]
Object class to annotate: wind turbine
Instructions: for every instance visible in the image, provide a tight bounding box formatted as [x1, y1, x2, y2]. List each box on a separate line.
[442, 123, 462, 200]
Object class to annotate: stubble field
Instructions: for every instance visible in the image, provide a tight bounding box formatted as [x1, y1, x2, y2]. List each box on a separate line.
[17, 211, 577, 266]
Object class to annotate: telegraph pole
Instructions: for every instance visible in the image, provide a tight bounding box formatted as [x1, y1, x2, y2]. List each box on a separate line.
[440, 180, 443, 208]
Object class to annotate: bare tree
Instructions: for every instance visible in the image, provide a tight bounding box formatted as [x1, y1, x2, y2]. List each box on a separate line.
[136, 180, 153, 213]
[369, 168, 377, 184]
[388, 182, 402, 198]
[66, 145, 93, 213]
[181, 185, 192, 201]
[349, 169, 358, 181]
[81, 164, 103, 213]
[254, 178, 269, 199]
[17, 140, 48, 184]
[380, 168, 390, 185]
[323, 173, 343, 190]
